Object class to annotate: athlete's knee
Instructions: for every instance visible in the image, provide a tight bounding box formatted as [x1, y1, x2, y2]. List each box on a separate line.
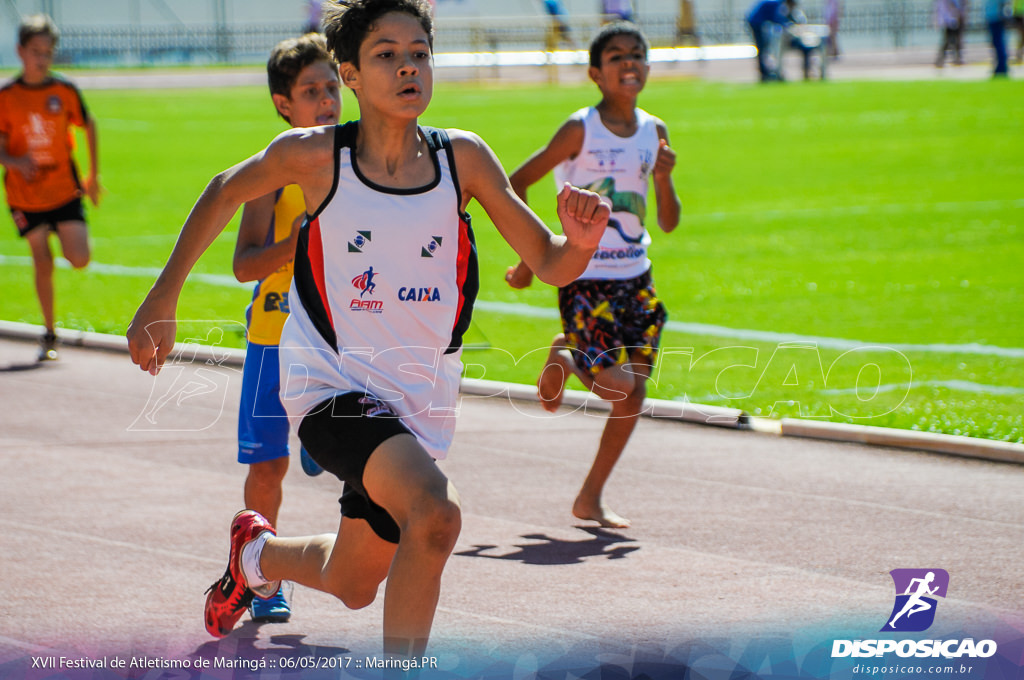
[248, 458, 288, 488]
[610, 392, 645, 420]
[65, 249, 90, 269]
[332, 580, 382, 610]
[30, 246, 54, 271]
[404, 495, 462, 556]
[322, 562, 387, 609]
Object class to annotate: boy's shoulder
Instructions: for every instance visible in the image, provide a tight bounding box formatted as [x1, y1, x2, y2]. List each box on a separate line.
[566, 106, 594, 125]
[442, 127, 488, 156]
[0, 74, 82, 96]
[634, 107, 670, 133]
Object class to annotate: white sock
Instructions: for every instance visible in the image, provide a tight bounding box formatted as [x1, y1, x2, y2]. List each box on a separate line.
[240, 532, 279, 598]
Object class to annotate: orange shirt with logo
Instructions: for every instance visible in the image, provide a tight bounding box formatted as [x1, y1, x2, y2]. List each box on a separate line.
[0, 76, 89, 212]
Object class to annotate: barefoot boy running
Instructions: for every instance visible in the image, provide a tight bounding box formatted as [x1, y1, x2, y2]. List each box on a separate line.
[127, 0, 608, 659]
[505, 22, 681, 529]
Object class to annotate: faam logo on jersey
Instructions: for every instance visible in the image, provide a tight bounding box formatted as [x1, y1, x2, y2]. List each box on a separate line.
[350, 266, 383, 313]
[882, 568, 949, 632]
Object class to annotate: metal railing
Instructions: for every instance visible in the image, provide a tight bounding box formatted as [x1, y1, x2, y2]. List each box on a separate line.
[51, 1, 990, 67]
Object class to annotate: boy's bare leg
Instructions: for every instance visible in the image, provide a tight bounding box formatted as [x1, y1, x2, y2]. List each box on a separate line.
[258, 434, 458, 656]
[55, 220, 90, 269]
[363, 434, 461, 657]
[260, 518, 396, 609]
[538, 333, 573, 412]
[244, 457, 289, 527]
[572, 356, 652, 529]
[25, 228, 55, 332]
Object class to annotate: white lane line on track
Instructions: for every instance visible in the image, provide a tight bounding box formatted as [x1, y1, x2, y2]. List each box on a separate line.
[2, 255, 1022, 359]
[694, 197, 1024, 222]
[820, 380, 1024, 397]
[0, 519, 223, 566]
[471, 300, 1024, 358]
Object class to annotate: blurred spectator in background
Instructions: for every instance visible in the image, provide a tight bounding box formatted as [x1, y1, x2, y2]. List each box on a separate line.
[824, 0, 841, 58]
[304, 0, 323, 33]
[985, 0, 1010, 75]
[1009, 0, 1023, 62]
[602, 0, 635, 22]
[934, 0, 967, 66]
[543, 0, 578, 48]
[784, 3, 826, 80]
[676, 0, 700, 45]
[746, 0, 797, 81]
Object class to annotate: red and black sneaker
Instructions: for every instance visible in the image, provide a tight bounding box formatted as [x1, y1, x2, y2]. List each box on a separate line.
[203, 510, 276, 638]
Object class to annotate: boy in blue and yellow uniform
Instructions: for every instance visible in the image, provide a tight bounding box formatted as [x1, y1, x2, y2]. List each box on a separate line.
[232, 32, 341, 623]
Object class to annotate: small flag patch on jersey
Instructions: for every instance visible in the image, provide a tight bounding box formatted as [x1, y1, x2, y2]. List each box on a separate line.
[421, 236, 443, 257]
[349, 230, 372, 252]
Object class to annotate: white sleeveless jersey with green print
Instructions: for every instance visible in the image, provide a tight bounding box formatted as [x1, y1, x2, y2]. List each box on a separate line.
[553, 106, 659, 280]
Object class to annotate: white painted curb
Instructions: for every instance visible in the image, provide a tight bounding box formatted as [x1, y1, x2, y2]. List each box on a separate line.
[459, 377, 746, 429]
[0, 320, 246, 366]
[3, 320, 1021, 465]
[779, 418, 1024, 465]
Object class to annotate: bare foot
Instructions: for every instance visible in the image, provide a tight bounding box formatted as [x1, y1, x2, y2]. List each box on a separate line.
[573, 496, 631, 529]
[537, 340, 571, 413]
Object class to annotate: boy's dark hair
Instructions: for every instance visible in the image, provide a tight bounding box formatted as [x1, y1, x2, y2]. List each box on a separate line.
[322, 0, 434, 68]
[588, 21, 649, 68]
[267, 32, 338, 110]
[18, 14, 59, 47]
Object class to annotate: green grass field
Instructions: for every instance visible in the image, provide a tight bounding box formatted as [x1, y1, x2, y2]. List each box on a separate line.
[1, 75, 1021, 443]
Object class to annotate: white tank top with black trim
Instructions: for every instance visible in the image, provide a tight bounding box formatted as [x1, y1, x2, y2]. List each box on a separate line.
[553, 106, 660, 280]
[280, 122, 478, 461]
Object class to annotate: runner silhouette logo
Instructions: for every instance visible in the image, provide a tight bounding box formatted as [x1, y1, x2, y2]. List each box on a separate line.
[882, 569, 949, 632]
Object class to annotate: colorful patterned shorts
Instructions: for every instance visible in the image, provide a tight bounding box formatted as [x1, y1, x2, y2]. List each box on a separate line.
[557, 269, 667, 376]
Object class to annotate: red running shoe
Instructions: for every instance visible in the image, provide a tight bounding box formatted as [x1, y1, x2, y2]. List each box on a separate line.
[204, 510, 276, 637]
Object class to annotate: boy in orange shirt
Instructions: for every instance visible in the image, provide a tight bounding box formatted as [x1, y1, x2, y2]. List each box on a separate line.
[0, 14, 101, 361]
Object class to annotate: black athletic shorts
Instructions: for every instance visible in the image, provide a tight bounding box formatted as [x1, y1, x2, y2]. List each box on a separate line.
[297, 392, 412, 544]
[11, 197, 86, 237]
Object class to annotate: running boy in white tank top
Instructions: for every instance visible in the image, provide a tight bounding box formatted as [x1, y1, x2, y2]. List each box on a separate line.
[506, 22, 681, 529]
[127, 0, 609, 660]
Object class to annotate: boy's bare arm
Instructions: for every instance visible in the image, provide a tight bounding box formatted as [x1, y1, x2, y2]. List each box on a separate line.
[233, 191, 301, 283]
[654, 122, 681, 233]
[0, 132, 38, 181]
[127, 128, 331, 375]
[82, 119, 101, 206]
[508, 118, 584, 203]
[452, 130, 606, 288]
[505, 118, 584, 288]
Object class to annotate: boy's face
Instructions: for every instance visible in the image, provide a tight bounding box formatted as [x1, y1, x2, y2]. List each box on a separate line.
[589, 34, 649, 97]
[340, 11, 433, 120]
[273, 59, 341, 128]
[17, 34, 55, 83]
